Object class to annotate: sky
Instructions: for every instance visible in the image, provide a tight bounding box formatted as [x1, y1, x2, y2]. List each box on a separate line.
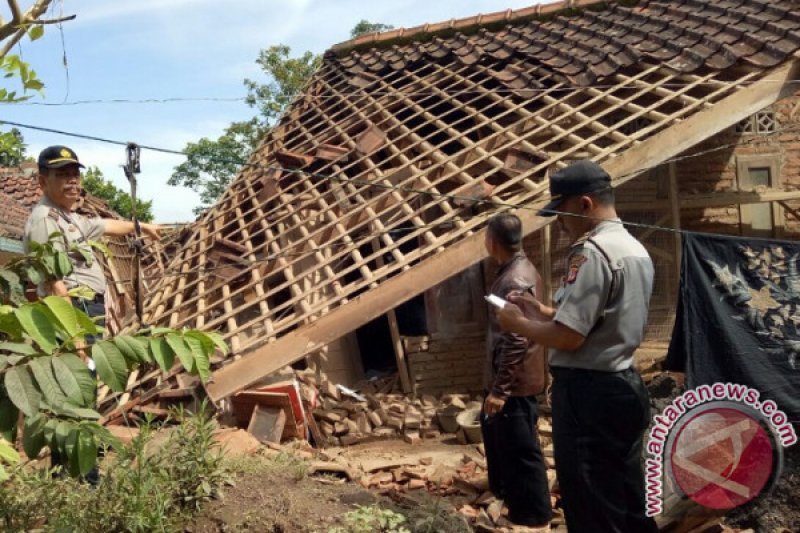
[2, 0, 538, 222]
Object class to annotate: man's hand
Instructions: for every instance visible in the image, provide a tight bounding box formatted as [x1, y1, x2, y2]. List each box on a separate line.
[507, 290, 555, 320]
[483, 393, 506, 416]
[496, 302, 529, 335]
[140, 223, 162, 241]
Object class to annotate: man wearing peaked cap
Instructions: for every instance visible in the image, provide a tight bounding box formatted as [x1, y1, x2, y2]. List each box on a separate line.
[24, 145, 163, 480]
[495, 160, 658, 532]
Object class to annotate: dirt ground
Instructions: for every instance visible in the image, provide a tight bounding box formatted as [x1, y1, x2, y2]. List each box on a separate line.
[188, 377, 799, 533]
[189, 438, 479, 533]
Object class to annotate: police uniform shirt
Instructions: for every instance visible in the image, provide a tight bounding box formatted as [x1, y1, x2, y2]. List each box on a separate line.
[550, 219, 654, 371]
[23, 196, 107, 295]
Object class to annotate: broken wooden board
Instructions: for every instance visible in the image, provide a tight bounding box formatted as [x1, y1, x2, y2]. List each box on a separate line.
[247, 404, 286, 444]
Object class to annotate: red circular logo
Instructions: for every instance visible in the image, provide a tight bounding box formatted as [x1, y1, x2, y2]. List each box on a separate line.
[669, 405, 775, 509]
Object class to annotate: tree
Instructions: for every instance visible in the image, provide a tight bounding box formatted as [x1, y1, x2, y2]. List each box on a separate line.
[0, 127, 25, 167]
[0, 238, 227, 479]
[1, 1, 75, 102]
[350, 20, 394, 38]
[81, 166, 154, 222]
[169, 21, 390, 213]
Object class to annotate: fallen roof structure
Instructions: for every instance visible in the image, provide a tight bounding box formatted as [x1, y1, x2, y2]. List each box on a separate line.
[123, 0, 800, 404]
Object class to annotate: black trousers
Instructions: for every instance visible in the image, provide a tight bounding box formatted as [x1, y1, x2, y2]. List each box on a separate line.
[551, 366, 658, 533]
[480, 395, 553, 526]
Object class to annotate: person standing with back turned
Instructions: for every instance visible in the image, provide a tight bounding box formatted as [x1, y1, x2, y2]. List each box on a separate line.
[482, 213, 552, 532]
[496, 160, 658, 533]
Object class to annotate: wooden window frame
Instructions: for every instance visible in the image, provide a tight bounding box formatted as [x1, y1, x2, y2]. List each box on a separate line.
[736, 153, 784, 237]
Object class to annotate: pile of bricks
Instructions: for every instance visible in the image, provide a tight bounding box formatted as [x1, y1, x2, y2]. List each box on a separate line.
[297, 370, 486, 447]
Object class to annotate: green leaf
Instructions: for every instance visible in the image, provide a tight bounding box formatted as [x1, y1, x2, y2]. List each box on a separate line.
[54, 420, 71, 453]
[87, 240, 111, 259]
[149, 337, 174, 372]
[22, 414, 46, 459]
[0, 398, 19, 443]
[184, 330, 214, 354]
[51, 357, 84, 406]
[92, 341, 129, 392]
[58, 354, 96, 406]
[113, 335, 148, 364]
[166, 334, 194, 373]
[0, 439, 20, 466]
[30, 357, 68, 407]
[67, 286, 95, 301]
[25, 264, 43, 285]
[43, 296, 81, 338]
[147, 326, 174, 336]
[206, 331, 230, 356]
[14, 305, 58, 354]
[82, 423, 120, 450]
[184, 334, 210, 381]
[0, 341, 36, 355]
[5, 365, 41, 416]
[66, 429, 80, 477]
[55, 251, 74, 277]
[75, 429, 96, 476]
[0, 312, 23, 339]
[75, 307, 102, 337]
[59, 405, 101, 420]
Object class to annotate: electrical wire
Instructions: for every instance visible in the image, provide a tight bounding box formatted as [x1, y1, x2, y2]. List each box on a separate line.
[6, 114, 799, 289]
[3, 79, 800, 106]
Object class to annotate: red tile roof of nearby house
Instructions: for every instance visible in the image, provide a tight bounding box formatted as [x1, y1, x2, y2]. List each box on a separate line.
[0, 166, 41, 209]
[0, 190, 30, 240]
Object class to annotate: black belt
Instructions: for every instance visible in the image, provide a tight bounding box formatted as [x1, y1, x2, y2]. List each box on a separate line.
[551, 366, 634, 378]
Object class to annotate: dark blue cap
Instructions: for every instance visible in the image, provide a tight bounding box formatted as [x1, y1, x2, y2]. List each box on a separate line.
[538, 160, 611, 217]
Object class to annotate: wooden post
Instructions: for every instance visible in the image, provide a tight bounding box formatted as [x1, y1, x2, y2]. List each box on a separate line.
[371, 236, 412, 393]
[387, 310, 412, 394]
[539, 223, 552, 400]
[668, 161, 682, 284]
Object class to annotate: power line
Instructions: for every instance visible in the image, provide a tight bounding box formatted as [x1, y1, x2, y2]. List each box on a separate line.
[3, 79, 800, 106]
[5, 97, 248, 106]
[6, 117, 798, 290]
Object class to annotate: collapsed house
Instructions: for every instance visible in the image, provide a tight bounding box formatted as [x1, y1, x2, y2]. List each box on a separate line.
[5, 1, 800, 426]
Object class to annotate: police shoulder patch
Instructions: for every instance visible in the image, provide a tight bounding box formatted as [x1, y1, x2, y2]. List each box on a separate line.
[565, 253, 588, 284]
[47, 208, 59, 221]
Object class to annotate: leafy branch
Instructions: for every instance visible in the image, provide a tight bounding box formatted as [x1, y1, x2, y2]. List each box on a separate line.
[0, 237, 228, 479]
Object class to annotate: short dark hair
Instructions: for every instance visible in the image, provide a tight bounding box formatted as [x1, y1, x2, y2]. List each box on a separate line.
[588, 187, 615, 206]
[487, 213, 522, 250]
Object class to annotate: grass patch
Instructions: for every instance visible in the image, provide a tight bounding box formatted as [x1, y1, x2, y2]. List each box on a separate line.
[0, 403, 229, 532]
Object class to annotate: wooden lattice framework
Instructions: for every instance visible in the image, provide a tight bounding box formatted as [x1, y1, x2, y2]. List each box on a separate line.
[128, 43, 799, 400]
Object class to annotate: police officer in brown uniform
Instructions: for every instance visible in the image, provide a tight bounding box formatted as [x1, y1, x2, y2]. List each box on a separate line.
[497, 161, 658, 533]
[482, 213, 552, 531]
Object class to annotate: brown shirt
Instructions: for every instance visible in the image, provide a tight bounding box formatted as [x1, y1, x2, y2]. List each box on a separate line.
[484, 252, 545, 398]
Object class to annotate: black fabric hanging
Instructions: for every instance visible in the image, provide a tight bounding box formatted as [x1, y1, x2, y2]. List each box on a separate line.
[665, 232, 800, 422]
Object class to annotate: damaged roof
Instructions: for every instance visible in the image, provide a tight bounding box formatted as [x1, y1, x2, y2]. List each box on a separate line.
[0, 191, 30, 240]
[334, 0, 800, 85]
[127, 0, 800, 403]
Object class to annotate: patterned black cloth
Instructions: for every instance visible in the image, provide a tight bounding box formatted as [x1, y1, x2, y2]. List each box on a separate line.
[665, 232, 800, 422]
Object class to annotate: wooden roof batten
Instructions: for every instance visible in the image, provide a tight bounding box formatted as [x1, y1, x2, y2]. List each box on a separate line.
[206, 60, 799, 401]
[112, 0, 800, 413]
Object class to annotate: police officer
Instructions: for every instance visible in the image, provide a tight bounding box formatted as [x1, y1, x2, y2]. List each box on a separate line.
[24, 145, 161, 346]
[496, 160, 658, 533]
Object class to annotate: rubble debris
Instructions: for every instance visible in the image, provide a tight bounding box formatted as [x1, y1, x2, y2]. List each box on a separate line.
[296, 371, 485, 446]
